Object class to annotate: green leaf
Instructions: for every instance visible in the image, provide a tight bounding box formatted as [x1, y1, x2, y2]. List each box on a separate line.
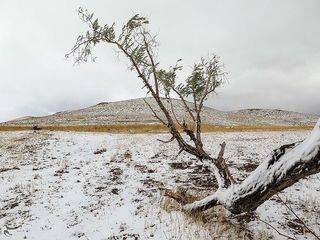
[93, 19, 99, 30]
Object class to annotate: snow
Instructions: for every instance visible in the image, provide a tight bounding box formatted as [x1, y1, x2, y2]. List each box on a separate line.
[2, 98, 318, 127]
[233, 119, 320, 201]
[0, 129, 319, 239]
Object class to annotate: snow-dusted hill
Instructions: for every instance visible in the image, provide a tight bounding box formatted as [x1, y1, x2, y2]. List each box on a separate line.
[1, 98, 319, 127]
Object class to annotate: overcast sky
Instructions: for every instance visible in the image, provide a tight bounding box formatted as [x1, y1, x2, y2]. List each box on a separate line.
[0, 0, 319, 122]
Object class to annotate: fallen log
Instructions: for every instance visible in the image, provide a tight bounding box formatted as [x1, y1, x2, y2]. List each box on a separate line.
[172, 119, 320, 214]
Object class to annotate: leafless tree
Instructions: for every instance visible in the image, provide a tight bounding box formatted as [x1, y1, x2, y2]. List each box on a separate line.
[67, 8, 320, 214]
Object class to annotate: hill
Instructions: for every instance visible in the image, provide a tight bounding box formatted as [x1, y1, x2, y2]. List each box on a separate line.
[0, 98, 318, 132]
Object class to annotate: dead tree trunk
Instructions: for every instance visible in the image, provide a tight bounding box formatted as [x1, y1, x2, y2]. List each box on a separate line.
[182, 119, 320, 214]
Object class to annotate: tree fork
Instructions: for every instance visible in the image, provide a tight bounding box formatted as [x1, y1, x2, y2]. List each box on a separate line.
[183, 120, 320, 214]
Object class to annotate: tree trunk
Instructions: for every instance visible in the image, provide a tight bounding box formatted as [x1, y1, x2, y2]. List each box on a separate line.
[182, 119, 320, 214]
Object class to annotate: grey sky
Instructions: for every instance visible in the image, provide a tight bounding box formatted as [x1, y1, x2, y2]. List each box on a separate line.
[0, 0, 319, 122]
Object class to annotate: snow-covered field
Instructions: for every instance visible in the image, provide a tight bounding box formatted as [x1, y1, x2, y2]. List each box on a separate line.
[0, 130, 319, 239]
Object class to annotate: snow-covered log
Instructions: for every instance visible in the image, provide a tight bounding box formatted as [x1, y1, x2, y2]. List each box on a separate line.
[184, 119, 320, 214]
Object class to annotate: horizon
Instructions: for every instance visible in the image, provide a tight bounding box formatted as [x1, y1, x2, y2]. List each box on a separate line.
[2, 97, 319, 123]
[1, 0, 319, 122]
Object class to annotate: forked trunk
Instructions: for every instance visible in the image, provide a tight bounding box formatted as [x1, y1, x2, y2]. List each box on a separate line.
[183, 119, 320, 214]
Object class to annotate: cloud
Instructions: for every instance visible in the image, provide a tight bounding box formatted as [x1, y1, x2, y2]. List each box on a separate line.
[0, 0, 319, 122]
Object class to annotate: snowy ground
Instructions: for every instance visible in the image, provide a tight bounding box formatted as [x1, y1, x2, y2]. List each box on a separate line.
[0, 130, 319, 239]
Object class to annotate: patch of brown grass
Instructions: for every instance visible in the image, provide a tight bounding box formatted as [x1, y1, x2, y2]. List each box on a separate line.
[0, 124, 164, 133]
[201, 124, 313, 132]
[0, 124, 313, 133]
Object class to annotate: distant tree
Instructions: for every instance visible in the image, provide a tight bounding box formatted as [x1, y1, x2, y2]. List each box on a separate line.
[67, 8, 320, 215]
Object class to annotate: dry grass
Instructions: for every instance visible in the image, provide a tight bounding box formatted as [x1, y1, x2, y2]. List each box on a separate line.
[160, 194, 254, 239]
[0, 123, 313, 133]
[201, 124, 313, 132]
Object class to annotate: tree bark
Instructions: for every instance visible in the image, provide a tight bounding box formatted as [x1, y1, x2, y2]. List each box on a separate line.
[181, 119, 320, 214]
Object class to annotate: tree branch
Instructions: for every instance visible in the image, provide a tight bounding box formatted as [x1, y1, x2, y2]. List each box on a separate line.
[256, 215, 296, 240]
[142, 33, 159, 96]
[168, 97, 183, 128]
[217, 142, 235, 184]
[157, 136, 175, 143]
[143, 98, 166, 125]
[277, 194, 320, 240]
[172, 88, 196, 123]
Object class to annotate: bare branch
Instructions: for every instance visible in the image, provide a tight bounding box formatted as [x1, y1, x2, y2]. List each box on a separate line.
[172, 88, 196, 123]
[183, 192, 220, 212]
[143, 98, 167, 125]
[174, 148, 184, 158]
[256, 215, 296, 240]
[217, 142, 235, 184]
[142, 33, 159, 96]
[157, 136, 175, 143]
[276, 194, 320, 240]
[168, 97, 183, 127]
